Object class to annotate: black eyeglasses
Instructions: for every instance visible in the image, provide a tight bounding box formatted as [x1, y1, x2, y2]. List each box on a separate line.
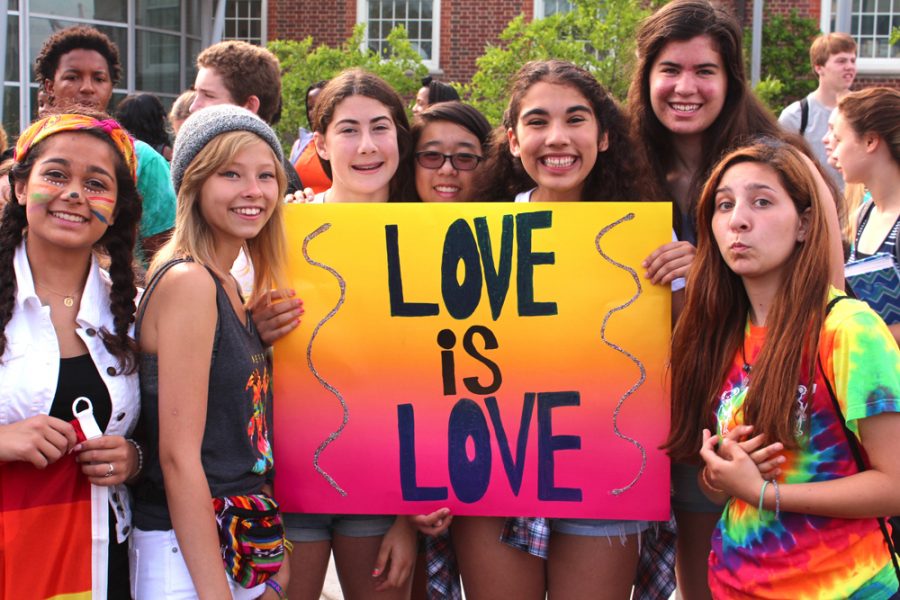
[415, 151, 483, 171]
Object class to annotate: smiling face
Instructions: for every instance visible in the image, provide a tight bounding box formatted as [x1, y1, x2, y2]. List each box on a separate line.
[15, 132, 118, 251]
[198, 140, 279, 249]
[507, 81, 608, 202]
[315, 94, 399, 203]
[649, 35, 727, 141]
[415, 121, 483, 202]
[46, 49, 113, 111]
[711, 161, 808, 289]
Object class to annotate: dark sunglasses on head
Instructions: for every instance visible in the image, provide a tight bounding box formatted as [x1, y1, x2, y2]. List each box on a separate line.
[415, 151, 483, 171]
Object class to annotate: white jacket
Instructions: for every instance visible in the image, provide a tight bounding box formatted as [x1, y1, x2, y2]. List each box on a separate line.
[0, 241, 140, 595]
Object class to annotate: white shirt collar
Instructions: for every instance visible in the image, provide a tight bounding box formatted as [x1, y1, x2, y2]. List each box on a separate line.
[13, 241, 104, 328]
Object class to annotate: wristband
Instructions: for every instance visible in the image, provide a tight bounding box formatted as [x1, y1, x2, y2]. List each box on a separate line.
[771, 479, 781, 519]
[126, 439, 144, 479]
[758, 479, 771, 517]
[265, 578, 286, 599]
[701, 465, 724, 494]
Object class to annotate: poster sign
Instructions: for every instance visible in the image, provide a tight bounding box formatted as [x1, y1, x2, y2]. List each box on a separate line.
[274, 202, 671, 519]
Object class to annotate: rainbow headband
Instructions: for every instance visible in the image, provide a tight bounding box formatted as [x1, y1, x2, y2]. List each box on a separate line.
[14, 114, 137, 182]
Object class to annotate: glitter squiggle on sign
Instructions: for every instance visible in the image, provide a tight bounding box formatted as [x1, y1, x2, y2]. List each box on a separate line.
[303, 223, 349, 496]
[595, 213, 647, 495]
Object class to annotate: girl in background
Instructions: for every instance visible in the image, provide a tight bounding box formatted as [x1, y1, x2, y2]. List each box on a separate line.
[673, 139, 900, 597]
[131, 105, 289, 599]
[832, 87, 900, 345]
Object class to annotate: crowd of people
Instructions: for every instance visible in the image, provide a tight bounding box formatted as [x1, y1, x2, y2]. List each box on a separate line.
[0, 0, 899, 598]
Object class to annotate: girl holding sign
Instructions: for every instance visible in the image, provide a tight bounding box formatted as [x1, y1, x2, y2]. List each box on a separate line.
[628, 2, 847, 594]
[282, 69, 420, 600]
[453, 59, 648, 600]
[0, 111, 142, 597]
[671, 139, 900, 597]
[130, 105, 289, 598]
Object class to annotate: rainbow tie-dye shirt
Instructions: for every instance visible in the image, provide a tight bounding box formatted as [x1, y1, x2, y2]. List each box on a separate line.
[709, 291, 900, 599]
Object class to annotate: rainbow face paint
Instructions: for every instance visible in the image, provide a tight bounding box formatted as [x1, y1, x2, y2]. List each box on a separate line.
[86, 195, 115, 225]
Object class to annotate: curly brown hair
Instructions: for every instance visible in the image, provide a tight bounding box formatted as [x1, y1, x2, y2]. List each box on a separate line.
[478, 60, 648, 203]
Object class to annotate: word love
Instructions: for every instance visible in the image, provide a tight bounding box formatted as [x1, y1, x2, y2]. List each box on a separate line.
[397, 392, 583, 504]
[386, 211, 559, 320]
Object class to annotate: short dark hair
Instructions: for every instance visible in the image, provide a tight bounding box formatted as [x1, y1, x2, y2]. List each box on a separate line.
[412, 101, 491, 148]
[34, 26, 122, 86]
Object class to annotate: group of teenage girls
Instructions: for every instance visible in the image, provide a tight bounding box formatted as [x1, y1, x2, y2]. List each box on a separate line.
[1, 0, 899, 598]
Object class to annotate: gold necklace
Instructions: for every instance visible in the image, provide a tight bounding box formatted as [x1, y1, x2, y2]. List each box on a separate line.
[34, 281, 82, 307]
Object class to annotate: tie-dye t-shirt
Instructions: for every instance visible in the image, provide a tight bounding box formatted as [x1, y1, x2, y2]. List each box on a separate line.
[709, 291, 900, 599]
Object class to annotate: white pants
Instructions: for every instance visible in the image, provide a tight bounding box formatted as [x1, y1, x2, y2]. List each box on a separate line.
[130, 528, 265, 600]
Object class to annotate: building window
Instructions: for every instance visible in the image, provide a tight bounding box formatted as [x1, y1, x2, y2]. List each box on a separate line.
[821, 0, 900, 73]
[358, 0, 440, 70]
[2, 0, 203, 135]
[224, 0, 266, 45]
[534, 0, 574, 18]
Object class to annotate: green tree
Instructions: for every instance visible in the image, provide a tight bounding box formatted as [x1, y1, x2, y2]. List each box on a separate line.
[746, 10, 820, 114]
[458, 0, 652, 126]
[268, 25, 428, 153]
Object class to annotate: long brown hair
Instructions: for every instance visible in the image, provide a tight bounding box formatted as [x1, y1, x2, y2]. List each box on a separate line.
[312, 68, 415, 202]
[627, 0, 782, 237]
[665, 140, 831, 460]
[478, 60, 647, 202]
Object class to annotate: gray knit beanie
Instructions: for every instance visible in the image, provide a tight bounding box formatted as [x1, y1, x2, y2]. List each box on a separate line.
[170, 104, 284, 193]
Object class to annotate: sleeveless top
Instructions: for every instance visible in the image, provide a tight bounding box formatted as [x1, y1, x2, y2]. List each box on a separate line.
[132, 257, 274, 531]
[850, 201, 900, 262]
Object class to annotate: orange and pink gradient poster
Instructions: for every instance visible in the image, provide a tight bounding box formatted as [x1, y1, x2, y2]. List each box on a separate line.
[274, 202, 671, 519]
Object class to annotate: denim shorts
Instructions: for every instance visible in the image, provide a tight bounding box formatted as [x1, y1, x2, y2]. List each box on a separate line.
[671, 462, 725, 513]
[549, 518, 651, 538]
[283, 513, 396, 542]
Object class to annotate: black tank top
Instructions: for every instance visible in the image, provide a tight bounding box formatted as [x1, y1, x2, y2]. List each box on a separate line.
[131, 257, 274, 531]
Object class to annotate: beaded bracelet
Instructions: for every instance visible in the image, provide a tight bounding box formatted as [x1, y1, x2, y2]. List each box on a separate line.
[265, 578, 287, 600]
[126, 439, 144, 478]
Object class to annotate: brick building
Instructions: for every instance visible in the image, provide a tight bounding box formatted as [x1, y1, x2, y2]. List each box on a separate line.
[263, 0, 899, 87]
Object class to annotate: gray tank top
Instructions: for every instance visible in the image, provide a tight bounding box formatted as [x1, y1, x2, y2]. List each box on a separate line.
[132, 258, 274, 531]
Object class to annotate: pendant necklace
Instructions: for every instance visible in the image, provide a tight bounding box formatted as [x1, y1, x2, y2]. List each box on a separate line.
[35, 281, 81, 308]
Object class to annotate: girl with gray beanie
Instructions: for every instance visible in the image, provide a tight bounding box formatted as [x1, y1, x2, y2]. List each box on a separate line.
[130, 104, 290, 599]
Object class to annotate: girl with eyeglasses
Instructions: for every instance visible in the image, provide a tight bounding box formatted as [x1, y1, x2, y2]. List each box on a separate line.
[411, 101, 491, 204]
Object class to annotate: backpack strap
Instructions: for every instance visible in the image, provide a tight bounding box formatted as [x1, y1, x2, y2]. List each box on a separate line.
[799, 97, 809, 136]
[816, 295, 900, 581]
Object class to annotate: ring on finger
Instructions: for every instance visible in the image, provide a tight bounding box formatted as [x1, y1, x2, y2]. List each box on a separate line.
[104, 462, 115, 477]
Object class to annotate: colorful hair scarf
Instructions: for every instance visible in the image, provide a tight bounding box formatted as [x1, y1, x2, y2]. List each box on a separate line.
[14, 114, 137, 182]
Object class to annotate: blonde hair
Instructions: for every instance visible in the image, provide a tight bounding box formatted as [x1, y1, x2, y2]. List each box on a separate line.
[150, 130, 287, 301]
